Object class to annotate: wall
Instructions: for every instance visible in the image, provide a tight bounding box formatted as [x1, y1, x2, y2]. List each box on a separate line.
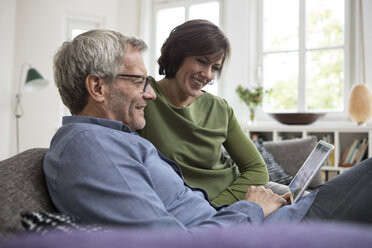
[221, 0, 259, 124]
[1, 0, 372, 160]
[0, 0, 16, 160]
[1, 0, 140, 160]
[117, 0, 141, 37]
[364, 0, 372, 85]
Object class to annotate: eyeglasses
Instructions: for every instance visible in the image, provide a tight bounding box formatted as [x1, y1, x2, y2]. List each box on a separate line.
[117, 74, 150, 93]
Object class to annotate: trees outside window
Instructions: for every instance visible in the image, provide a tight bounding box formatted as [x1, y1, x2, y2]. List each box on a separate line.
[261, 0, 345, 112]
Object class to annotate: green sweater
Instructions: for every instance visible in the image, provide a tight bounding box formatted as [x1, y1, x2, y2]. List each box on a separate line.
[139, 79, 268, 206]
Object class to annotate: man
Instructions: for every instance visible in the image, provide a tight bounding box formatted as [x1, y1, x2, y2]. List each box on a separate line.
[44, 29, 372, 231]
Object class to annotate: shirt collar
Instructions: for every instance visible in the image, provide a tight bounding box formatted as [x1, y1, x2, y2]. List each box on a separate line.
[62, 115, 132, 133]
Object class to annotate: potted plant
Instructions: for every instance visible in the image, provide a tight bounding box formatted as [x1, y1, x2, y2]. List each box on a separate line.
[236, 85, 271, 123]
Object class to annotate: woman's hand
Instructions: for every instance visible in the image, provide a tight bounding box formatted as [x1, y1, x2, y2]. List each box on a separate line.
[244, 186, 289, 218]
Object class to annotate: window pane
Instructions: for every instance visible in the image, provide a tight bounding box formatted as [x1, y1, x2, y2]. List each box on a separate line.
[263, 52, 298, 111]
[189, 2, 219, 25]
[190, 2, 219, 95]
[156, 7, 185, 61]
[306, 0, 344, 48]
[154, 7, 185, 80]
[263, 0, 299, 51]
[71, 29, 86, 39]
[306, 49, 344, 111]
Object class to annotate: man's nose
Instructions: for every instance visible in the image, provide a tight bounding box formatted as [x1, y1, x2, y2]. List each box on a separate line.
[143, 84, 156, 100]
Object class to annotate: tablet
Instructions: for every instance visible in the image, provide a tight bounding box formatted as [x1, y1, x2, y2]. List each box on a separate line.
[289, 140, 334, 203]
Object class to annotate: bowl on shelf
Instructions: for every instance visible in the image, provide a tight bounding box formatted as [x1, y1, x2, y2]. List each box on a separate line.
[268, 112, 326, 125]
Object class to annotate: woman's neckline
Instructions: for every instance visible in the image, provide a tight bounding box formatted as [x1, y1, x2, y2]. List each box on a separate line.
[156, 78, 205, 109]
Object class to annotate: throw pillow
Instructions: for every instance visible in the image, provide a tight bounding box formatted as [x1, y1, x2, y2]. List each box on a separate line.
[21, 211, 104, 235]
[253, 139, 293, 185]
[263, 136, 323, 189]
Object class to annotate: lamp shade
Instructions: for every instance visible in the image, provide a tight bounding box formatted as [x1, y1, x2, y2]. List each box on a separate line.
[348, 84, 372, 124]
[24, 68, 48, 90]
[14, 65, 48, 153]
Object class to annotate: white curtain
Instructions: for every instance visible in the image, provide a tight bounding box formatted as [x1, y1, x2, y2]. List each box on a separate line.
[349, 0, 367, 87]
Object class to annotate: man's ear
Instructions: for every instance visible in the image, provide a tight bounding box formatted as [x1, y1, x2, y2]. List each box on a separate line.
[85, 75, 107, 102]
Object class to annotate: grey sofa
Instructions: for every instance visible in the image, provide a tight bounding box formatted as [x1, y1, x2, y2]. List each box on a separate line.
[0, 136, 319, 237]
[0, 148, 54, 237]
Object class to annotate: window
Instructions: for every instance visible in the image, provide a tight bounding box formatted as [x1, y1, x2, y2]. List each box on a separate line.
[61, 15, 104, 116]
[65, 16, 103, 40]
[152, 0, 220, 95]
[261, 0, 345, 113]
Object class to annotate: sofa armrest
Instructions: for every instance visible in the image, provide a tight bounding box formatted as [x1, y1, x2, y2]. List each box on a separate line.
[0, 148, 55, 237]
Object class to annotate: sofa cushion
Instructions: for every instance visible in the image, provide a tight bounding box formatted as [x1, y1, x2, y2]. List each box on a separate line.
[0, 148, 55, 237]
[254, 139, 293, 185]
[263, 136, 323, 189]
[21, 211, 104, 235]
[2, 222, 372, 248]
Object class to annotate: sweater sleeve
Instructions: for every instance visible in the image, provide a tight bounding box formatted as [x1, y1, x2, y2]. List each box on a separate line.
[211, 107, 269, 206]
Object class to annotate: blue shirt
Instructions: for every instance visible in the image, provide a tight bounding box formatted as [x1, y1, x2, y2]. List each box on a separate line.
[44, 116, 316, 231]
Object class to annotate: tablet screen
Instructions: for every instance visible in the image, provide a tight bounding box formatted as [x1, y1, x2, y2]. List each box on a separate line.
[289, 140, 334, 203]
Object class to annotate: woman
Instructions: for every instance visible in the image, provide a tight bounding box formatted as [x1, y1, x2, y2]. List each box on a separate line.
[139, 20, 268, 206]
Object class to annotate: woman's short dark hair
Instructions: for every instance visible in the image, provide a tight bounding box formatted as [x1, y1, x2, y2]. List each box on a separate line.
[158, 19, 231, 78]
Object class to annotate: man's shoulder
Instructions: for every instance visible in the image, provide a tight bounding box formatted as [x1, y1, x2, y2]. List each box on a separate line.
[45, 121, 159, 176]
[54, 121, 122, 143]
[50, 121, 153, 156]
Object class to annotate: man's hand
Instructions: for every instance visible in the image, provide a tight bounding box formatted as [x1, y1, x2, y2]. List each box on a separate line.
[281, 191, 292, 205]
[244, 186, 289, 218]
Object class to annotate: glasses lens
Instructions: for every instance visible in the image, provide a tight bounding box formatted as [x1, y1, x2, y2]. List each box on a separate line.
[143, 77, 149, 92]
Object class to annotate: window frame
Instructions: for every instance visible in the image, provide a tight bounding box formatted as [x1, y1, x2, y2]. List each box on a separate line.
[63, 14, 104, 41]
[146, 0, 223, 94]
[142, 0, 361, 123]
[256, 0, 356, 120]
[61, 14, 104, 117]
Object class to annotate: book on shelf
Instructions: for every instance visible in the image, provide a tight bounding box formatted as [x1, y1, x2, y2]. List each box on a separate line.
[339, 138, 369, 167]
[338, 146, 349, 166]
[340, 139, 359, 167]
[360, 147, 369, 163]
[353, 139, 368, 164]
[348, 140, 361, 164]
[328, 149, 335, 166]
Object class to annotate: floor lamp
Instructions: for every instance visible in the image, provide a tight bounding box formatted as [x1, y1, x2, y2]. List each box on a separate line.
[14, 63, 48, 153]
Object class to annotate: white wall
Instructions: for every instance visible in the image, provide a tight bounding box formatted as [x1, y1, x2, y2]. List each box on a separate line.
[117, 0, 141, 37]
[1, 0, 141, 160]
[363, 0, 372, 85]
[0, 0, 16, 160]
[221, 0, 259, 124]
[1, 0, 372, 160]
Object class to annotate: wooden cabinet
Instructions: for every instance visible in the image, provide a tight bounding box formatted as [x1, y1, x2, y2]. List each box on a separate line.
[244, 122, 372, 180]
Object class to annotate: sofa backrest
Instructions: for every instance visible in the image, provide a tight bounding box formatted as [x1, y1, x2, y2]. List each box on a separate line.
[0, 148, 56, 237]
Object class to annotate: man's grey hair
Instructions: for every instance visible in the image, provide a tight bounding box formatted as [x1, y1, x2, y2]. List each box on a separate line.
[53, 29, 147, 114]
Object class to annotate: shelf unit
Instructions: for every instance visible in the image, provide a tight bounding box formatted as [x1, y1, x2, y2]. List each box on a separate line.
[244, 122, 372, 179]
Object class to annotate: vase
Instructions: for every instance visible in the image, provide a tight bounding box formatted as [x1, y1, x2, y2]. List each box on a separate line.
[348, 84, 372, 125]
[248, 106, 256, 125]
